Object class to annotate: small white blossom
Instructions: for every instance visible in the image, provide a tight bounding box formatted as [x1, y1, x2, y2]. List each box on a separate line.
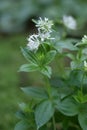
[82, 35, 87, 43]
[36, 17, 53, 32]
[63, 15, 77, 30]
[38, 30, 54, 41]
[27, 17, 54, 51]
[39, 32, 51, 41]
[27, 34, 40, 51]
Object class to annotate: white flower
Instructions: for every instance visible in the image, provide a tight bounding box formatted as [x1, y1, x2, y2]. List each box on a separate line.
[26, 17, 54, 51]
[27, 34, 40, 51]
[38, 29, 54, 41]
[63, 15, 77, 30]
[82, 35, 87, 43]
[36, 17, 53, 32]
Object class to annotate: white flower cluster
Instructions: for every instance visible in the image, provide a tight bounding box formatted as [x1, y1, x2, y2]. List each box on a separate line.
[36, 17, 53, 32]
[63, 15, 77, 30]
[27, 17, 53, 51]
[82, 35, 87, 43]
[27, 34, 40, 51]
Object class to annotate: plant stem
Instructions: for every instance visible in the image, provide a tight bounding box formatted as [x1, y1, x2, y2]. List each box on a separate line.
[44, 76, 51, 98]
[52, 115, 56, 130]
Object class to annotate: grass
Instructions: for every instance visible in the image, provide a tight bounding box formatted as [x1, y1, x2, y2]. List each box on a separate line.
[0, 34, 29, 130]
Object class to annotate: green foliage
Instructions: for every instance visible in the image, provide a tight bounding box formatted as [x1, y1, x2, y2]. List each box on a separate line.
[35, 100, 54, 129]
[20, 47, 56, 78]
[21, 47, 38, 64]
[19, 64, 39, 72]
[44, 50, 56, 65]
[78, 105, 87, 130]
[54, 39, 78, 53]
[40, 66, 52, 78]
[21, 87, 48, 100]
[15, 18, 87, 130]
[14, 121, 29, 130]
[56, 98, 79, 116]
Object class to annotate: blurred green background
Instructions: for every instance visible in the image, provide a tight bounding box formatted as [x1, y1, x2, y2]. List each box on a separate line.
[0, 0, 87, 130]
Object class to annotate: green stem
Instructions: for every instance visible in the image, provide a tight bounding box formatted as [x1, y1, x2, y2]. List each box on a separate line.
[44, 76, 51, 98]
[44, 76, 56, 130]
[52, 115, 56, 130]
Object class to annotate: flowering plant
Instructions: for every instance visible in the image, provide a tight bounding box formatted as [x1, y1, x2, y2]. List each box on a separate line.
[15, 17, 87, 130]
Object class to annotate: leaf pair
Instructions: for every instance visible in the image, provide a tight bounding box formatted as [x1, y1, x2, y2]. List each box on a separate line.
[18, 85, 87, 130]
[21, 86, 59, 129]
[20, 47, 56, 78]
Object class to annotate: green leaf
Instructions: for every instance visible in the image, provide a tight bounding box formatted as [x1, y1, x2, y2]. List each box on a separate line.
[55, 39, 78, 52]
[58, 87, 74, 99]
[78, 104, 87, 130]
[68, 70, 84, 87]
[76, 41, 87, 47]
[19, 64, 39, 72]
[65, 53, 75, 60]
[40, 66, 52, 78]
[44, 50, 56, 65]
[82, 95, 87, 103]
[74, 91, 87, 103]
[21, 87, 48, 100]
[14, 120, 29, 130]
[78, 113, 87, 130]
[35, 100, 54, 129]
[50, 77, 67, 88]
[21, 47, 38, 64]
[70, 60, 83, 70]
[16, 111, 26, 119]
[56, 98, 79, 116]
[82, 48, 87, 55]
